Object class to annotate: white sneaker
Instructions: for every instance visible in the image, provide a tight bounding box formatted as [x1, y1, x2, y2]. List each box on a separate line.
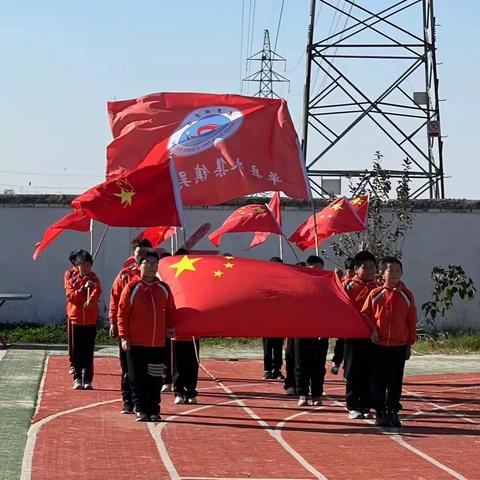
[362, 409, 373, 419]
[161, 383, 172, 393]
[312, 396, 323, 406]
[68, 366, 75, 374]
[348, 409, 364, 419]
[297, 396, 308, 407]
[73, 379, 83, 390]
[187, 396, 198, 404]
[285, 387, 296, 396]
[174, 395, 185, 405]
[83, 382, 93, 390]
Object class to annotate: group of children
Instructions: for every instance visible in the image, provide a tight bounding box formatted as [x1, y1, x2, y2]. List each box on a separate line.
[65, 243, 416, 427]
[263, 252, 417, 428]
[64, 240, 199, 423]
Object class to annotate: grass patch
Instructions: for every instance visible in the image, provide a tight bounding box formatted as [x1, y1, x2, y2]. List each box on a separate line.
[0, 323, 116, 346]
[413, 330, 480, 354]
[1, 324, 479, 354]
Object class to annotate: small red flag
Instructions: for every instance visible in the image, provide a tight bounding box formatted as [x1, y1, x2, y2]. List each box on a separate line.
[132, 226, 176, 248]
[106, 92, 311, 206]
[349, 195, 369, 226]
[289, 197, 367, 250]
[33, 209, 91, 261]
[208, 204, 282, 247]
[249, 192, 282, 249]
[158, 255, 370, 338]
[72, 161, 184, 228]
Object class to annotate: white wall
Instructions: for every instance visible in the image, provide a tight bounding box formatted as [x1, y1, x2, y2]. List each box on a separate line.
[0, 204, 479, 329]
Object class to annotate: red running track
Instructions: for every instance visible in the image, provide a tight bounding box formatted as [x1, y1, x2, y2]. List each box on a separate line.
[24, 356, 480, 480]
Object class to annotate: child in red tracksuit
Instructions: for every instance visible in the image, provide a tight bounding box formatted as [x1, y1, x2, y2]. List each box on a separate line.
[343, 251, 378, 419]
[117, 249, 176, 422]
[361, 256, 417, 428]
[109, 237, 153, 414]
[64, 250, 102, 390]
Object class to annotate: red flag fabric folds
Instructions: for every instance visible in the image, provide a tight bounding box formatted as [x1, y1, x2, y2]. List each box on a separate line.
[33, 209, 91, 261]
[106, 92, 311, 206]
[72, 161, 184, 228]
[132, 226, 176, 248]
[349, 195, 369, 226]
[289, 197, 367, 250]
[158, 255, 370, 338]
[249, 192, 282, 249]
[208, 204, 282, 247]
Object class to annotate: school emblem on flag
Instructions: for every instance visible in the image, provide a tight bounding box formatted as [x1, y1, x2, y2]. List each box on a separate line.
[168, 106, 244, 157]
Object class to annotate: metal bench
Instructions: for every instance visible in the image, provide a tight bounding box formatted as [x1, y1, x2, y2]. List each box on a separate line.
[0, 294, 33, 346]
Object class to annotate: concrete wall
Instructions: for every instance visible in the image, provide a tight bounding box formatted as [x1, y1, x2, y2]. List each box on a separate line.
[1, 201, 479, 329]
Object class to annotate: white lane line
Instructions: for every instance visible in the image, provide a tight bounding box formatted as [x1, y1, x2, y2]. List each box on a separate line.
[405, 375, 480, 386]
[33, 356, 49, 417]
[405, 389, 479, 427]
[0, 350, 6, 362]
[20, 398, 121, 480]
[403, 401, 470, 422]
[148, 400, 239, 480]
[324, 394, 469, 480]
[180, 478, 312, 480]
[200, 364, 326, 480]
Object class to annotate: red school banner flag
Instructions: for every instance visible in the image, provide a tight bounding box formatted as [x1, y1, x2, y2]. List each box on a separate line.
[158, 255, 371, 338]
[106, 92, 311, 206]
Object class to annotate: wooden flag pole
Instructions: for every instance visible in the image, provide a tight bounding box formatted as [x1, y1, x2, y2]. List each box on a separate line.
[309, 198, 320, 256]
[89, 219, 94, 254]
[278, 234, 284, 261]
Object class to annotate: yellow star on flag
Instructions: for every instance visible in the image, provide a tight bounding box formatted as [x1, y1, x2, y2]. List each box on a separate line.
[225, 256, 234, 260]
[114, 188, 135, 207]
[224, 262, 234, 269]
[169, 255, 202, 278]
[351, 197, 363, 205]
[331, 203, 343, 211]
[213, 270, 224, 278]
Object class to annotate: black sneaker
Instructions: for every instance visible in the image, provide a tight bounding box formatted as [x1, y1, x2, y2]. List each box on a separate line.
[272, 370, 285, 380]
[121, 403, 134, 414]
[375, 410, 390, 427]
[388, 410, 402, 428]
[263, 370, 272, 380]
[135, 412, 149, 422]
[150, 414, 161, 422]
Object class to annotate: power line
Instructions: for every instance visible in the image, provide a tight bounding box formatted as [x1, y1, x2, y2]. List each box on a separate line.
[273, 0, 285, 52]
[0, 170, 102, 178]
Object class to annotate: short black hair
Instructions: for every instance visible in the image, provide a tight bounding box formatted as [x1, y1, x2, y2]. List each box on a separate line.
[306, 255, 324, 267]
[131, 238, 153, 251]
[69, 249, 82, 266]
[344, 257, 354, 270]
[353, 250, 377, 268]
[159, 251, 172, 259]
[223, 252, 233, 257]
[269, 256, 283, 263]
[296, 261, 306, 267]
[381, 255, 403, 272]
[74, 250, 93, 265]
[138, 248, 159, 264]
[175, 248, 189, 255]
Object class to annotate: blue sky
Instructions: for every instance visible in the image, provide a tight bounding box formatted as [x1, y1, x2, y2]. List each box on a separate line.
[0, 0, 477, 198]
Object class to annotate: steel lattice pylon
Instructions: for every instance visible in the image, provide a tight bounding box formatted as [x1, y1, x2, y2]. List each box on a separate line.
[243, 29, 290, 99]
[302, 0, 445, 199]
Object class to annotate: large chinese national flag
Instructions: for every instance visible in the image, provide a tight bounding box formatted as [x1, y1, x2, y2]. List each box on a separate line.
[33, 209, 91, 260]
[106, 92, 311, 206]
[72, 160, 184, 228]
[289, 197, 366, 250]
[208, 204, 282, 247]
[349, 195, 369, 226]
[158, 255, 371, 338]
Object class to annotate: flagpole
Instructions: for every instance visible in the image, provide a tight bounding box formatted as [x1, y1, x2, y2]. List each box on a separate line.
[281, 232, 300, 263]
[93, 225, 109, 262]
[278, 234, 284, 261]
[89, 219, 94, 255]
[309, 198, 320, 256]
[170, 234, 175, 255]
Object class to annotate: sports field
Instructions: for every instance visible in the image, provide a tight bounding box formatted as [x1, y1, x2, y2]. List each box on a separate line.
[0, 348, 479, 480]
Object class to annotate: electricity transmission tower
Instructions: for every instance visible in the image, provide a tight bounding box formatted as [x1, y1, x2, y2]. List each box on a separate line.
[243, 29, 290, 98]
[302, 0, 445, 199]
